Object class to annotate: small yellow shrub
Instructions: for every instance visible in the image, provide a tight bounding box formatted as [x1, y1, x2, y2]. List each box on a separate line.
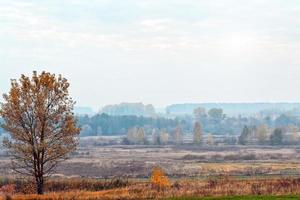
[150, 167, 170, 191]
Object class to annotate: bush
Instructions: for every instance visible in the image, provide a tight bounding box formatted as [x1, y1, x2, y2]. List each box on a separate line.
[150, 167, 170, 191]
[0, 184, 15, 199]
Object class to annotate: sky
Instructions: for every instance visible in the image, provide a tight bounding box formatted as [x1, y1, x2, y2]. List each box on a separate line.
[1, 0, 300, 109]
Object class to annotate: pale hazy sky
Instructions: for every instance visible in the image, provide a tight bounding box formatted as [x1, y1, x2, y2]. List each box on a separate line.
[1, 0, 300, 109]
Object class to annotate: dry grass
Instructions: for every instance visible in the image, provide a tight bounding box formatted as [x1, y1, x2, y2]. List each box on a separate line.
[2, 145, 300, 178]
[198, 162, 300, 175]
[2, 177, 300, 200]
[0, 177, 129, 195]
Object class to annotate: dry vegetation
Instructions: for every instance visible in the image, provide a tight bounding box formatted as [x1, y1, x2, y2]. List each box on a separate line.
[2, 176, 300, 199]
[2, 142, 300, 199]
[2, 143, 300, 179]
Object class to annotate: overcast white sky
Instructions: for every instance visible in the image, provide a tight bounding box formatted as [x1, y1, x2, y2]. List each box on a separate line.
[1, 0, 300, 109]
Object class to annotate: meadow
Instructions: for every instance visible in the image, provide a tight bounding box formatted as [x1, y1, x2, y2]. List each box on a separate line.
[2, 175, 300, 199]
[2, 140, 300, 199]
[2, 139, 300, 178]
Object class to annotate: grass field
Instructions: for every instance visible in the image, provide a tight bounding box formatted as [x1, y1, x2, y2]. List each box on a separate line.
[2, 145, 300, 199]
[2, 177, 300, 200]
[167, 195, 300, 200]
[3, 194, 300, 200]
[2, 145, 300, 178]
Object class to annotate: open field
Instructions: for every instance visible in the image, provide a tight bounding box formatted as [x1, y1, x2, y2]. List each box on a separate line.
[167, 196, 300, 200]
[2, 177, 300, 199]
[4, 194, 300, 200]
[2, 140, 300, 178]
[2, 140, 300, 199]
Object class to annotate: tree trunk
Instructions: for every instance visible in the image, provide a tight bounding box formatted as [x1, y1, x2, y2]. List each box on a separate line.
[36, 177, 44, 195]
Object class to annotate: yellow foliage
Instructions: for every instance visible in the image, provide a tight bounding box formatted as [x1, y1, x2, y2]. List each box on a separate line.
[150, 167, 170, 191]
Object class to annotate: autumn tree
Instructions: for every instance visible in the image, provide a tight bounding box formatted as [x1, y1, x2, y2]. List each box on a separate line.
[206, 133, 214, 146]
[159, 130, 169, 145]
[172, 125, 183, 144]
[137, 127, 146, 144]
[152, 129, 159, 145]
[152, 129, 169, 145]
[255, 124, 269, 144]
[127, 127, 137, 144]
[126, 127, 146, 144]
[0, 71, 80, 194]
[193, 122, 203, 145]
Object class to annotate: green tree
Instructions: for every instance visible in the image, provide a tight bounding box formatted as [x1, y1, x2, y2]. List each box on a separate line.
[270, 128, 283, 146]
[208, 108, 224, 120]
[238, 126, 250, 145]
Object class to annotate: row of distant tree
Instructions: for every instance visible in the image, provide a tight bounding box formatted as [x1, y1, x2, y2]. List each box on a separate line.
[74, 107, 300, 138]
[77, 113, 181, 136]
[121, 123, 300, 146]
[122, 122, 206, 145]
[238, 124, 299, 145]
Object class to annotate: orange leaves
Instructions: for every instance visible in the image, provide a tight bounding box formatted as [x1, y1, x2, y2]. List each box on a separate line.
[150, 167, 170, 191]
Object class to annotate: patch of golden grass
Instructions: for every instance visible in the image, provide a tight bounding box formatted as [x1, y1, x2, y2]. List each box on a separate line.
[199, 163, 300, 174]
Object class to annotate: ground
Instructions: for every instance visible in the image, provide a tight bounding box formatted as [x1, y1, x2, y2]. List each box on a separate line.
[2, 138, 300, 199]
[1, 138, 300, 178]
[168, 196, 300, 200]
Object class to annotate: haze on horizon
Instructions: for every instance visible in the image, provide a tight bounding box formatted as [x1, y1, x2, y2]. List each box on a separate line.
[1, 0, 300, 109]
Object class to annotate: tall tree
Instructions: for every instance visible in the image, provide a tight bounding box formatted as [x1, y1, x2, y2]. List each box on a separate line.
[172, 125, 183, 144]
[270, 128, 283, 146]
[0, 71, 80, 194]
[152, 129, 159, 145]
[208, 108, 224, 120]
[137, 127, 146, 144]
[193, 107, 206, 121]
[127, 127, 137, 144]
[206, 133, 214, 146]
[159, 131, 169, 145]
[193, 122, 203, 145]
[238, 126, 250, 145]
[255, 124, 269, 144]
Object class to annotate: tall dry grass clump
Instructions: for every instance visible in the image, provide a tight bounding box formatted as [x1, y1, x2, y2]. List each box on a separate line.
[150, 167, 170, 191]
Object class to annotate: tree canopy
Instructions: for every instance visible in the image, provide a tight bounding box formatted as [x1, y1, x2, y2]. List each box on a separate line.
[0, 71, 80, 194]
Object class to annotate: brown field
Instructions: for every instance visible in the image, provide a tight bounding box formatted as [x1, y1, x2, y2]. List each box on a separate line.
[1, 139, 300, 178]
[2, 140, 300, 199]
[2, 177, 300, 199]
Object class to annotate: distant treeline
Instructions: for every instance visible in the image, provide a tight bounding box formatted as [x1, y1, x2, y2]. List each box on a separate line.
[77, 113, 182, 136]
[166, 103, 300, 116]
[100, 102, 156, 117]
[1, 108, 300, 138]
[76, 107, 300, 137]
